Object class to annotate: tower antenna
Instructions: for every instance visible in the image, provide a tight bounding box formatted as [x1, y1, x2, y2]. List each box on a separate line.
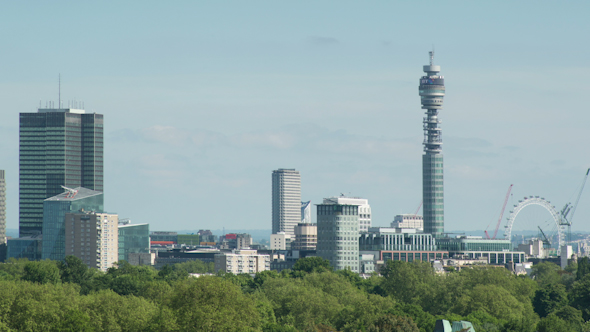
[429, 48, 434, 66]
[58, 74, 61, 109]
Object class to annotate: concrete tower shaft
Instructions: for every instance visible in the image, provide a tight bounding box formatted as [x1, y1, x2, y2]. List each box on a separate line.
[419, 51, 445, 237]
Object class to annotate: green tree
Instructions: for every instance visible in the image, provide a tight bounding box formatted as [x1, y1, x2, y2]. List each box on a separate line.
[532, 283, 568, 317]
[577, 257, 590, 280]
[292, 257, 332, 274]
[22, 260, 61, 284]
[169, 276, 260, 331]
[367, 314, 420, 332]
[536, 314, 569, 332]
[531, 262, 561, 286]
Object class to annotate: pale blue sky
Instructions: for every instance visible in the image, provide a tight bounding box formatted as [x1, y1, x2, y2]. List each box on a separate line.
[1, 1, 589, 234]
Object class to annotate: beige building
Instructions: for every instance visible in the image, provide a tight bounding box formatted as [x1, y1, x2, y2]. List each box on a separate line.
[391, 214, 423, 231]
[270, 232, 292, 250]
[65, 211, 119, 271]
[293, 223, 317, 250]
[214, 249, 270, 274]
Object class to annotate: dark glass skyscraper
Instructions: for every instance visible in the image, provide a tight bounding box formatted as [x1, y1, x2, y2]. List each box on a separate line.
[419, 52, 445, 238]
[19, 108, 103, 237]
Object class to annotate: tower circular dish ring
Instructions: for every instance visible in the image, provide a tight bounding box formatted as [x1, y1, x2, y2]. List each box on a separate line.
[503, 197, 565, 254]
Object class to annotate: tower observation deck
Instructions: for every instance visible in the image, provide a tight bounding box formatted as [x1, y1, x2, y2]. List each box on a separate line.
[419, 51, 445, 238]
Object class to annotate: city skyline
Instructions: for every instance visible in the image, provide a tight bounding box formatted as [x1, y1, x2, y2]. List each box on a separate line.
[0, 2, 589, 233]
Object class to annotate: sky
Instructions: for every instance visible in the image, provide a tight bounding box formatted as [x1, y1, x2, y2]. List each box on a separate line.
[0, 1, 589, 235]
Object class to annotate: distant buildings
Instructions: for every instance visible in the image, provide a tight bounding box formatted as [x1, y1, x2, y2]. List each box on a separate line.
[219, 233, 252, 250]
[391, 214, 423, 231]
[42, 187, 104, 261]
[65, 211, 118, 271]
[270, 232, 292, 250]
[19, 107, 103, 237]
[293, 223, 317, 251]
[0, 170, 5, 244]
[272, 169, 301, 236]
[214, 249, 270, 274]
[118, 223, 150, 262]
[317, 199, 360, 272]
[301, 201, 311, 224]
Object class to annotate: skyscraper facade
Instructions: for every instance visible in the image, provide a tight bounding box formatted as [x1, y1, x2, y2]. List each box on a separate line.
[419, 52, 445, 238]
[323, 196, 371, 232]
[317, 200, 359, 272]
[272, 169, 301, 236]
[0, 170, 6, 244]
[19, 107, 103, 237]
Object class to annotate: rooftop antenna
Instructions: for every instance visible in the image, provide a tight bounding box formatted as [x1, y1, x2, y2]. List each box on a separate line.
[429, 47, 434, 66]
[58, 74, 61, 109]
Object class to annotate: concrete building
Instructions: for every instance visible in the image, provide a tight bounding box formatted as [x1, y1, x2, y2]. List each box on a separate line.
[323, 196, 371, 233]
[293, 223, 317, 250]
[65, 211, 118, 271]
[419, 51, 446, 238]
[301, 201, 312, 224]
[272, 169, 301, 236]
[517, 239, 546, 258]
[391, 214, 423, 231]
[270, 232, 292, 250]
[42, 187, 104, 261]
[214, 249, 270, 274]
[118, 223, 150, 263]
[19, 107, 103, 237]
[561, 245, 574, 269]
[0, 170, 5, 244]
[317, 200, 359, 272]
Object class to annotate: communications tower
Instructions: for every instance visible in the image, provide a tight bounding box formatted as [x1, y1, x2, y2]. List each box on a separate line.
[419, 51, 445, 238]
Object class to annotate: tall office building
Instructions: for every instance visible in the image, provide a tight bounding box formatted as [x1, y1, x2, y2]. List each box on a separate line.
[317, 199, 360, 272]
[323, 196, 371, 232]
[419, 51, 446, 238]
[19, 107, 103, 237]
[0, 170, 6, 244]
[272, 169, 301, 236]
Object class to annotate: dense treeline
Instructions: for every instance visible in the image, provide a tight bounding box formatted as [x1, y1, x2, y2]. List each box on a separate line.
[1, 256, 590, 331]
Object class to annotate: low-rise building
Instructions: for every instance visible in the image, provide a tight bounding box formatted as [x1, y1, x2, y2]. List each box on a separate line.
[270, 232, 292, 250]
[391, 214, 423, 231]
[214, 249, 270, 274]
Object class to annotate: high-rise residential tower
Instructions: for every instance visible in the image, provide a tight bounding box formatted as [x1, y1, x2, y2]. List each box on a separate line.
[19, 107, 103, 237]
[272, 169, 301, 236]
[419, 51, 445, 237]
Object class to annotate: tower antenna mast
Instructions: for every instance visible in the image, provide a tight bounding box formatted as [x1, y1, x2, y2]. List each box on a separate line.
[58, 74, 61, 109]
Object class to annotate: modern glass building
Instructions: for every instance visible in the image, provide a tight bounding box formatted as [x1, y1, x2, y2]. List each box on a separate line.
[19, 108, 103, 237]
[42, 187, 103, 261]
[7, 235, 43, 261]
[419, 52, 446, 238]
[118, 223, 150, 262]
[272, 169, 301, 236]
[317, 201, 359, 272]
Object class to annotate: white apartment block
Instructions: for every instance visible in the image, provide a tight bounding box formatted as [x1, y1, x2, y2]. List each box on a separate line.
[65, 212, 119, 272]
[214, 249, 270, 274]
[272, 169, 301, 236]
[270, 232, 292, 250]
[391, 214, 424, 231]
[323, 196, 371, 233]
[293, 223, 317, 251]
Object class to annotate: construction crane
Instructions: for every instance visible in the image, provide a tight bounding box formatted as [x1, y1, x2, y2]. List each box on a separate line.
[485, 184, 513, 239]
[414, 200, 423, 216]
[560, 168, 590, 242]
[538, 226, 552, 249]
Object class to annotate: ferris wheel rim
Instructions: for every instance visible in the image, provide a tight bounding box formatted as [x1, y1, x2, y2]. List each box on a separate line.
[503, 196, 565, 253]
